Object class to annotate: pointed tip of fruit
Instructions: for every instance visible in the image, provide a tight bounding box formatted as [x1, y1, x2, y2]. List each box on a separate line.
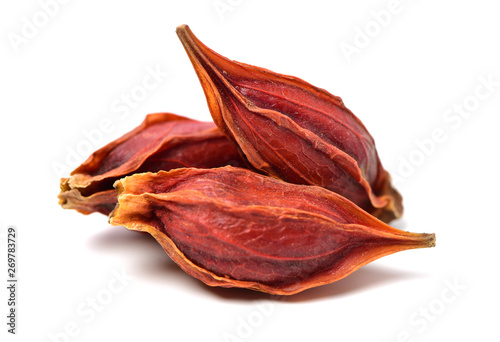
[426, 233, 436, 248]
[394, 232, 436, 251]
[176, 24, 198, 56]
[176, 24, 190, 37]
[412, 232, 436, 249]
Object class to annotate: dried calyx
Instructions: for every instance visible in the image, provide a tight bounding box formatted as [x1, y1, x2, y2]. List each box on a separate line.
[110, 167, 434, 295]
[58, 113, 244, 215]
[176, 24, 402, 223]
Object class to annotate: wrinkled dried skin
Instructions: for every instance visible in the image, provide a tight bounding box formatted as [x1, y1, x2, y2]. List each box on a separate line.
[58, 112, 245, 215]
[110, 167, 435, 295]
[176, 25, 403, 223]
[58, 188, 117, 216]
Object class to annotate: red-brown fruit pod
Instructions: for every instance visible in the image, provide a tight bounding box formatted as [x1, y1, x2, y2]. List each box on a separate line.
[58, 112, 245, 215]
[176, 24, 402, 222]
[109, 166, 435, 295]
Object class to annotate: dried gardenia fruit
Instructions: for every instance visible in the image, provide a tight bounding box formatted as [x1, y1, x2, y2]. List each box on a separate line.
[176, 24, 402, 223]
[58, 112, 244, 215]
[109, 166, 435, 295]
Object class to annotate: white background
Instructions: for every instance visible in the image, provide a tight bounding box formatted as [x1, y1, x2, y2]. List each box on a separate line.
[1, 0, 499, 341]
